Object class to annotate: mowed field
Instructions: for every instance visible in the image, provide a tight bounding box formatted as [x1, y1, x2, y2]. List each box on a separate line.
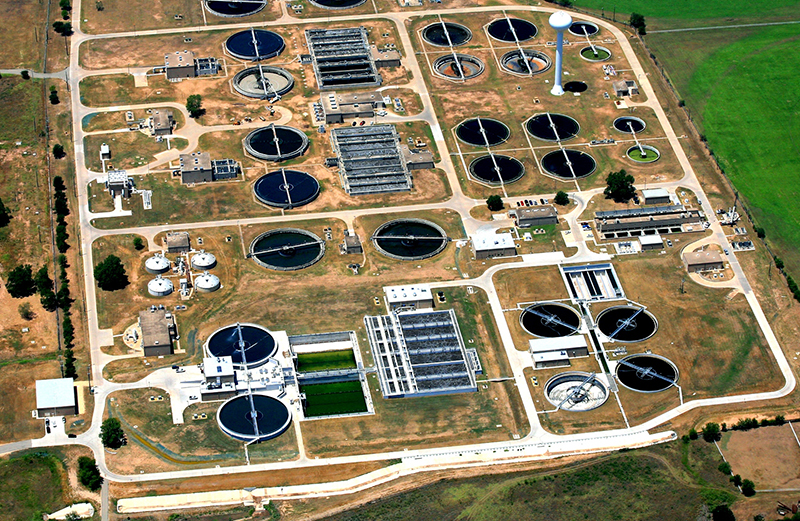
[646, 24, 800, 275]
[573, 0, 800, 28]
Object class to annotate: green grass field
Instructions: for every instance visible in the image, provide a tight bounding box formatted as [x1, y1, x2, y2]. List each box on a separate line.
[301, 380, 368, 418]
[297, 350, 357, 373]
[323, 440, 738, 521]
[0, 452, 67, 521]
[646, 24, 800, 274]
[573, 0, 800, 29]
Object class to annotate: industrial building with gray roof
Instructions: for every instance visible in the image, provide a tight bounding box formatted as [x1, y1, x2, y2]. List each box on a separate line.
[305, 27, 382, 90]
[330, 124, 413, 195]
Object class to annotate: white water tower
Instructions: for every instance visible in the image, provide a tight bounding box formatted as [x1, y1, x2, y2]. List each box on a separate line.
[549, 10, 573, 96]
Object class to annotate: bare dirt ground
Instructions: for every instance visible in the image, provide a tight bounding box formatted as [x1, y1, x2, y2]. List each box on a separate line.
[720, 424, 800, 489]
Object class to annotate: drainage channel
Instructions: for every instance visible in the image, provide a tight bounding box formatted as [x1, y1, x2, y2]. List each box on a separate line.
[580, 303, 618, 392]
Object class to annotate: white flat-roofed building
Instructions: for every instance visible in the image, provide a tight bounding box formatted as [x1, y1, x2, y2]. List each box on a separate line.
[641, 188, 671, 205]
[384, 284, 433, 310]
[529, 335, 589, 358]
[472, 231, 516, 259]
[533, 350, 571, 369]
[203, 356, 235, 384]
[36, 378, 77, 417]
[638, 233, 664, 251]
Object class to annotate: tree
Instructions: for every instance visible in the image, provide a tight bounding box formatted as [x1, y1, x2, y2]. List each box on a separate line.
[94, 255, 129, 291]
[630, 13, 647, 35]
[730, 474, 742, 487]
[59, 0, 71, 10]
[20, 70, 30, 80]
[100, 418, 125, 449]
[486, 195, 504, 212]
[49, 89, 60, 105]
[604, 169, 636, 203]
[18, 302, 34, 320]
[77, 456, 103, 491]
[53, 143, 66, 159]
[754, 226, 766, 239]
[718, 461, 732, 475]
[133, 237, 145, 250]
[688, 428, 698, 440]
[53, 176, 66, 192]
[741, 479, 756, 496]
[711, 505, 736, 521]
[702, 422, 721, 442]
[52, 21, 73, 36]
[0, 196, 10, 227]
[186, 94, 204, 118]
[56, 223, 69, 253]
[5, 264, 37, 298]
[554, 191, 569, 206]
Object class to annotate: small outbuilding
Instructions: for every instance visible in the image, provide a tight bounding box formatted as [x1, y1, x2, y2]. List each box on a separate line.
[341, 231, 363, 254]
[36, 378, 77, 417]
[165, 50, 196, 80]
[684, 250, 724, 273]
[641, 188, 671, 205]
[612, 79, 639, 97]
[472, 232, 516, 259]
[139, 308, 178, 357]
[151, 110, 175, 136]
[106, 169, 132, 199]
[401, 145, 435, 170]
[165, 231, 191, 253]
[203, 356, 235, 385]
[638, 234, 664, 251]
[513, 206, 558, 228]
[384, 284, 433, 310]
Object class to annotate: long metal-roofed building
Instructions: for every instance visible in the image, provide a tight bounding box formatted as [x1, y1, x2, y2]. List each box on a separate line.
[365, 309, 479, 398]
[330, 124, 412, 195]
[594, 204, 704, 239]
[305, 27, 382, 90]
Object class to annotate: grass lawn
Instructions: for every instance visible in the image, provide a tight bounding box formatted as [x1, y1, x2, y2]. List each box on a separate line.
[0, 453, 68, 521]
[301, 380, 368, 417]
[320, 440, 738, 521]
[646, 25, 800, 275]
[297, 350, 357, 373]
[572, 0, 800, 29]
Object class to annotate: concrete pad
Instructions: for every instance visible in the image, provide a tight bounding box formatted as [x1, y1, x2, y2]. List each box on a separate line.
[133, 74, 148, 88]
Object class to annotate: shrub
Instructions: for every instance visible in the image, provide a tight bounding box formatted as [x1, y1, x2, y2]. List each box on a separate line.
[18, 302, 34, 320]
[688, 428, 698, 440]
[754, 226, 765, 239]
[741, 479, 756, 496]
[77, 457, 102, 491]
[718, 462, 731, 475]
[486, 195, 504, 212]
[53, 143, 66, 159]
[702, 422, 722, 442]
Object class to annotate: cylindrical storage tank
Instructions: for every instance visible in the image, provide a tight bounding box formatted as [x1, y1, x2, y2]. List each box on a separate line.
[144, 254, 171, 275]
[191, 251, 217, 270]
[195, 272, 220, 293]
[148, 276, 174, 297]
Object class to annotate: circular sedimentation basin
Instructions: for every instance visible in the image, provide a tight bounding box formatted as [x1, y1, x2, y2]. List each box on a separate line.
[615, 354, 678, 393]
[422, 21, 472, 47]
[525, 113, 580, 142]
[545, 371, 609, 411]
[500, 49, 551, 76]
[580, 46, 611, 62]
[249, 229, 325, 271]
[372, 219, 448, 260]
[455, 117, 511, 147]
[244, 126, 309, 161]
[596, 305, 658, 342]
[469, 155, 525, 185]
[487, 18, 537, 42]
[627, 145, 660, 163]
[225, 29, 285, 60]
[613, 116, 646, 134]
[541, 149, 596, 179]
[520, 302, 581, 337]
[433, 54, 484, 80]
[217, 394, 292, 441]
[253, 169, 320, 209]
[206, 323, 277, 368]
[232, 66, 294, 99]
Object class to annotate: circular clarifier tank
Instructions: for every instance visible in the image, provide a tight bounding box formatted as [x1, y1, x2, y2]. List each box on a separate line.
[500, 49, 551, 75]
[217, 394, 292, 442]
[596, 306, 658, 342]
[191, 251, 217, 271]
[433, 54, 484, 80]
[580, 45, 611, 62]
[545, 372, 609, 411]
[206, 323, 277, 367]
[520, 302, 581, 337]
[487, 18, 538, 42]
[525, 113, 580, 142]
[145, 254, 170, 275]
[372, 219, 448, 260]
[541, 149, 597, 179]
[469, 155, 525, 185]
[627, 144, 660, 163]
[232, 66, 294, 99]
[147, 276, 173, 297]
[249, 229, 325, 271]
[564, 81, 587, 93]
[455, 117, 511, 147]
[569, 21, 599, 37]
[613, 116, 646, 134]
[225, 30, 285, 61]
[253, 169, 320, 209]
[308, 0, 365, 8]
[206, 0, 266, 18]
[422, 22, 472, 47]
[194, 272, 220, 293]
[616, 354, 678, 393]
[244, 126, 309, 162]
